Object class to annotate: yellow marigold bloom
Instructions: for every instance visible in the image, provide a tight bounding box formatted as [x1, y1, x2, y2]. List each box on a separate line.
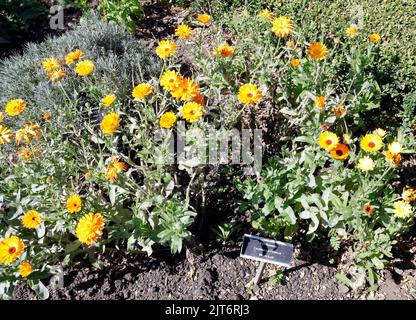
[5, 99, 27, 116]
[101, 94, 116, 107]
[43, 113, 52, 120]
[290, 58, 300, 68]
[15, 123, 41, 146]
[332, 105, 346, 117]
[329, 143, 349, 160]
[0, 236, 24, 265]
[181, 102, 204, 123]
[363, 204, 374, 215]
[258, 9, 274, 21]
[360, 133, 383, 152]
[388, 141, 403, 155]
[394, 200, 413, 219]
[48, 69, 66, 81]
[369, 33, 381, 44]
[197, 14, 212, 25]
[238, 84, 262, 106]
[76, 212, 105, 246]
[160, 112, 177, 129]
[318, 131, 339, 150]
[385, 150, 401, 166]
[272, 16, 293, 37]
[18, 261, 33, 277]
[84, 172, 92, 180]
[175, 24, 192, 39]
[16, 148, 33, 162]
[155, 40, 177, 59]
[0, 125, 12, 144]
[171, 77, 200, 101]
[373, 128, 386, 138]
[402, 188, 416, 202]
[22, 210, 42, 229]
[65, 49, 85, 65]
[314, 96, 325, 110]
[105, 165, 119, 181]
[214, 43, 235, 58]
[42, 58, 62, 73]
[160, 70, 181, 91]
[75, 60, 95, 76]
[110, 157, 128, 173]
[307, 42, 328, 61]
[132, 83, 153, 100]
[100, 112, 120, 135]
[66, 194, 82, 214]
[357, 156, 375, 172]
[346, 24, 358, 37]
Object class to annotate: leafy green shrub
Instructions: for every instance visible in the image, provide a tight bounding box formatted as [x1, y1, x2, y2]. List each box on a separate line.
[98, 0, 144, 33]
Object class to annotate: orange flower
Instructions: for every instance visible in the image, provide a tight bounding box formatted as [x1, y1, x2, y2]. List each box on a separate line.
[171, 77, 200, 101]
[290, 58, 300, 68]
[363, 204, 374, 215]
[314, 96, 325, 109]
[329, 144, 349, 160]
[332, 105, 346, 117]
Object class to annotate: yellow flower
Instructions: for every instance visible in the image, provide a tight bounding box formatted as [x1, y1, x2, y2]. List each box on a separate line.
[394, 200, 412, 219]
[76, 212, 105, 246]
[48, 69, 66, 81]
[16, 148, 33, 162]
[42, 58, 62, 73]
[238, 84, 262, 106]
[388, 141, 402, 155]
[360, 133, 383, 152]
[101, 94, 116, 107]
[75, 60, 95, 76]
[197, 14, 211, 25]
[314, 96, 325, 110]
[181, 102, 204, 123]
[84, 172, 92, 180]
[66, 194, 82, 214]
[384, 150, 401, 166]
[160, 112, 177, 129]
[105, 165, 119, 181]
[329, 144, 349, 160]
[171, 77, 200, 101]
[402, 188, 416, 202]
[22, 210, 42, 229]
[290, 58, 300, 68]
[18, 261, 33, 277]
[132, 83, 153, 100]
[0, 236, 24, 265]
[15, 123, 41, 146]
[258, 9, 274, 21]
[65, 49, 85, 65]
[357, 156, 375, 172]
[110, 157, 128, 173]
[214, 44, 235, 58]
[373, 128, 386, 138]
[272, 16, 293, 37]
[0, 125, 12, 144]
[369, 33, 381, 44]
[318, 132, 339, 150]
[43, 113, 52, 121]
[346, 24, 358, 37]
[155, 40, 177, 59]
[100, 112, 120, 135]
[307, 42, 328, 61]
[5, 99, 27, 116]
[160, 70, 181, 91]
[175, 24, 192, 39]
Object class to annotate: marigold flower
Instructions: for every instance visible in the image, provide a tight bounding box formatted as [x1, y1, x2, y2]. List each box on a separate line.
[363, 204, 374, 215]
[360, 133, 383, 152]
[65, 49, 85, 65]
[42, 58, 62, 73]
[132, 83, 153, 100]
[48, 69, 66, 81]
[175, 24, 192, 39]
[307, 42, 328, 61]
[272, 16, 293, 37]
[197, 14, 211, 25]
[18, 261, 33, 277]
[238, 84, 262, 106]
[75, 60, 95, 76]
[105, 165, 119, 181]
[101, 94, 116, 107]
[0, 125, 12, 144]
[290, 58, 300, 68]
[0, 236, 24, 265]
[160, 112, 177, 129]
[76, 212, 105, 246]
[160, 70, 181, 91]
[385, 150, 401, 166]
[193, 94, 206, 105]
[332, 105, 346, 117]
[214, 43, 235, 58]
[155, 40, 177, 59]
[373, 128, 386, 138]
[402, 188, 416, 202]
[314, 96, 325, 110]
[84, 172, 92, 180]
[330, 144, 349, 160]
[258, 9, 274, 21]
[394, 200, 413, 219]
[15, 123, 41, 146]
[111, 157, 128, 173]
[181, 102, 204, 123]
[171, 78, 200, 101]
[357, 156, 375, 172]
[100, 112, 120, 135]
[22, 210, 42, 229]
[346, 24, 358, 37]
[318, 132, 339, 150]
[369, 33, 381, 44]
[16, 148, 33, 162]
[5, 99, 26, 116]
[43, 113, 52, 121]
[66, 194, 82, 214]
[388, 141, 402, 155]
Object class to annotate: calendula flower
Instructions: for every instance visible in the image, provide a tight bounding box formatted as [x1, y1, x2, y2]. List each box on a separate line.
[363, 204, 374, 215]
[357, 156, 375, 172]
[84, 172, 92, 180]
[5, 99, 26, 116]
[258, 9, 274, 21]
[66, 194, 82, 214]
[402, 188, 416, 202]
[0, 236, 24, 265]
[111, 157, 128, 173]
[0, 125, 12, 144]
[21, 210, 42, 229]
[160, 70, 181, 91]
[394, 200, 413, 219]
[332, 105, 346, 117]
[373, 128, 386, 138]
[307, 42, 328, 61]
[214, 43, 235, 57]
[197, 14, 211, 25]
[15, 123, 41, 146]
[181, 102, 204, 123]
[132, 83, 153, 100]
[16, 148, 33, 162]
[48, 69, 66, 81]
[43, 113, 52, 120]
[329, 144, 349, 160]
[42, 58, 62, 73]
[160, 112, 177, 129]
[175, 24, 192, 39]
[101, 94, 116, 107]
[290, 58, 300, 67]
[100, 112, 120, 135]
[193, 94, 206, 105]
[360, 134, 383, 152]
[314, 96, 325, 110]
[388, 141, 403, 155]
[155, 40, 177, 59]
[171, 77, 200, 101]
[272, 16, 293, 37]
[238, 84, 262, 106]
[65, 49, 85, 65]
[385, 150, 401, 166]
[369, 33, 381, 44]
[75, 60, 95, 76]
[346, 24, 358, 37]
[18, 261, 33, 277]
[76, 212, 105, 246]
[105, 165, 119, 181]
[318, 132, 339, 150]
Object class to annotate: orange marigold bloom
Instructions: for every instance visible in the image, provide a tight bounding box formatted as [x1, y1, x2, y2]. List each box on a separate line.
[332, 105, 346, 117]
[214, 43, 235, 57]
[314, 96, 325, 110]
[369, 33, 381, 44]
[175, 24, 192, 39]
[100, 113, 120, 135]
[238, 84, 262, 106]
[171, 78, 200, 101]
[307, 42, 328, 61]
[76, 212, 105, 246]
[197, 14, 212, 25]
[132, 83, 153, 100]
[0, 236, 24, 265]
[329, 144, 349, 160]
[66, 194, 82, 214]
[19, 261, 33, 277]
[65, 49, 85, 65]
[5, 99, 27, 116]
[363, 204, 374, 215]
[290, 58, 300, 68]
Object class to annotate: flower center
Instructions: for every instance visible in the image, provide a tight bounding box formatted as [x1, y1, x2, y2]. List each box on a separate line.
[8, 247, 16, 254]
[368, 142, 376, 148]
[325, 139, 332, 145]
[336, 150, 343, 156]
[247, 93, 253, 98]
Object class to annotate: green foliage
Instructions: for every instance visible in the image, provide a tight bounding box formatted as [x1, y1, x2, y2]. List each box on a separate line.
[98, 0, 144, 33]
